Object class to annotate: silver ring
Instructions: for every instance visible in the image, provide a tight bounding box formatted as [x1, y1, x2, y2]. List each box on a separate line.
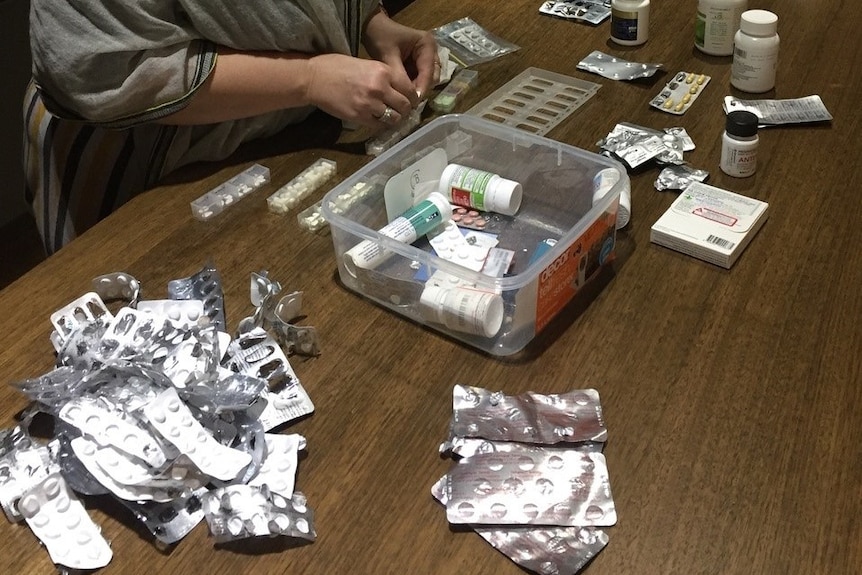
[377, 106, 396, 124]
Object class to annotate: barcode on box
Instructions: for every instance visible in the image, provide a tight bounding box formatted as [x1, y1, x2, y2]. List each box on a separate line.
[707, 234, 735, 250]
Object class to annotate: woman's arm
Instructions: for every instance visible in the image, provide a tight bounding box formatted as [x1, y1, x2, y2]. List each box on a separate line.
[158, 45, 420, 127]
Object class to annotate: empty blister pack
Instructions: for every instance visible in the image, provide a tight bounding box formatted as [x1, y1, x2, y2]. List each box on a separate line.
[449, 385, 608, 444]
[577, 50, 662, 80]
[167, 263, 227, 330]
[433, 18, 520, 67]
[539, 0, 612, 24]
[443, 450, 616, 526]
[476, 526, 609, 575]
[143, 387, 253, 482]
[59, 396, 168, 468]
[266, 158, 337, 214]
[18, 473, 113, 570]
[202, 485, 315, 543]
[467, 68, 600, 136]
[650, 71, 711, 115]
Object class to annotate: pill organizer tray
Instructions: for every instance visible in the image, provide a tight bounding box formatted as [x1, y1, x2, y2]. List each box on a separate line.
[466, 67, 601, 136]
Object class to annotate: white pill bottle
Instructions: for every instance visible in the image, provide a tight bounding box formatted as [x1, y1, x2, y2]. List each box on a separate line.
[438, 164, 522, 216]
[731, 10, 780, 93]
[610, 0, 650, 46]
[695, 0, 748, 56]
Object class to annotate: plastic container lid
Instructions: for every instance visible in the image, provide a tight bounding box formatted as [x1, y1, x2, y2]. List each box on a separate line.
[725, 110, 759, 137]
[739, 10, 778, 36]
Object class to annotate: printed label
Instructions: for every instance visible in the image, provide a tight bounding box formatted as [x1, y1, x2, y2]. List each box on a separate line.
[535, 204, 617, 332]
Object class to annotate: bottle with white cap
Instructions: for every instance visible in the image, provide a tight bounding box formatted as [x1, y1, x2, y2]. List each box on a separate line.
[420, 284, 504, 338]
[731, 10, 780, 93]
[343, 192, 452, 276]
[610, 0, 650, 46]
[438, 164, 522, 216]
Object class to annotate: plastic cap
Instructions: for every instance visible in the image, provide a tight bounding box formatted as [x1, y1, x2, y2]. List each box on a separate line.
[491, 177, 523, 216]
[726, 110, 759, 137]
[423, 191, 454, 222]
[740, 10, 778, 36]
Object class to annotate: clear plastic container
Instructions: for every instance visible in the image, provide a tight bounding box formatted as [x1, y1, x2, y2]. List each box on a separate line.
[320, 115, 626, 356]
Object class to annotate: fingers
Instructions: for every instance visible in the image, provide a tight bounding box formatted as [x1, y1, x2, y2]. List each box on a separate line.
[410, 34, 440, 100]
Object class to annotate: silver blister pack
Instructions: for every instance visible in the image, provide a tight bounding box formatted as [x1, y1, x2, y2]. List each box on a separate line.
[202, 485, 315, 543]
[444, 450, 616, 526]
[6, 266, 320, 569]
[476, 526, 609, 575]
[577, 50, 662, 80]
[167, 263, 227, 331]
[450, 385, 607, 445]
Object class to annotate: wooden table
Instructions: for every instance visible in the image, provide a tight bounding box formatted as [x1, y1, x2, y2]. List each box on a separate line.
[2, 1, 860, 573]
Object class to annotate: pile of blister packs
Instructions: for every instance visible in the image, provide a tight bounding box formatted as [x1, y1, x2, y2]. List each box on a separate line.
[434, 385, 616, 574]
[0, 264, 319, 571]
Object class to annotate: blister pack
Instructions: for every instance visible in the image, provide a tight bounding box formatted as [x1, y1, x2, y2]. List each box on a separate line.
[449, 385, 607, 444]
[650, 71, 711, 115]
[577, 50, 662, 80]
[476, 526, 609, 575]
[539, 0, 612, 24]
[433, 18, 520, 67]
[443, 450, 616, 526]
[18, 473, 113, 570]
[202, 485, 315, 543]
[167, 263, 227, 331]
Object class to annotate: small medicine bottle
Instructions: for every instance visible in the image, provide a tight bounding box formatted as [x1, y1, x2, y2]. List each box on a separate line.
[731, 10, 779, 93]
[438, 164, 522, 216]
[695, 0, 748, 56]
[610, 0, 650, 46]
[720, 110, 759, 178]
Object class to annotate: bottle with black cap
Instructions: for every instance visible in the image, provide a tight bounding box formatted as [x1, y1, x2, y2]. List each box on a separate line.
[720, 110, 759, 178]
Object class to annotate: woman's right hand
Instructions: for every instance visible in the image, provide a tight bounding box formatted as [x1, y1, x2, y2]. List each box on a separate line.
[305, 53, 420, 128]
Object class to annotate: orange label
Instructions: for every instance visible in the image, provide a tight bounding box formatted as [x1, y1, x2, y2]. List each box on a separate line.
[535, 205, 618, 332]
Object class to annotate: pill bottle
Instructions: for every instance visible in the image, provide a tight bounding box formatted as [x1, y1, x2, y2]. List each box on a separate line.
[592, 168, 630, 229]
[438, 164, 522, 216]
[695, 0, 747, 56]
[720, 110, 759, 178]
[420, 284, 504, 338]
[343, 192, 452, 275]
[731, 10, 779, 93]
[610, 0, 650, 46]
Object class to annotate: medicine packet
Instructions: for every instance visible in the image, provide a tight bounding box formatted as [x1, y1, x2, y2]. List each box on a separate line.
[598, 123, 692, 168]
[723, 95, 833, 126]
[650, 71, 711, 115]
[449, 385, 607, 444]
[577, 50, 662, 80]
[442, 450, 616, 526]
[655, 164, 710, 192]
[477, 526, 609, 575]
[433, 18, 520, 67]
[539, 0, 612, 24]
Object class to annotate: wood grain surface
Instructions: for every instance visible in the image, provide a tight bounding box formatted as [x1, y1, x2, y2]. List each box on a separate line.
[1, 1, 860, 573]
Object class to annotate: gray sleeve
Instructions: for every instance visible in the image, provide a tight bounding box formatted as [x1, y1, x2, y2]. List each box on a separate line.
[29, 0, 355, 128]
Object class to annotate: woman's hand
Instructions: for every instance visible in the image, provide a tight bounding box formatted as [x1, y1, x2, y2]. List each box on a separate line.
[305, 53, 419, 128]
[362, 9, 440, 101]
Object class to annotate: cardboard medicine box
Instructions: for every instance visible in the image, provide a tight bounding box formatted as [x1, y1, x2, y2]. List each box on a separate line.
[650, 181, 769, 268]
